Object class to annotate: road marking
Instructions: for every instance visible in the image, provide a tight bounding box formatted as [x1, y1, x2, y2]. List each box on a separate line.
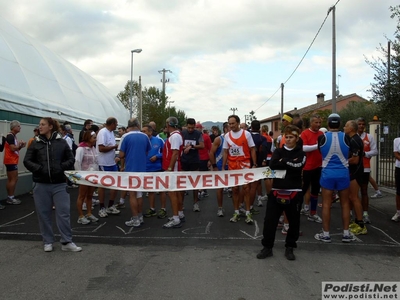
[182, 222, 213, 235]
[92, 222, 107, 232]
[370, 224, 400, 246]
[116, 226, 150, 235]
[0, 211, 35, 228]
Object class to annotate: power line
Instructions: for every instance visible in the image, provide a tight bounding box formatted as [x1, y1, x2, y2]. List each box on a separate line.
[254, 0, 341, 113]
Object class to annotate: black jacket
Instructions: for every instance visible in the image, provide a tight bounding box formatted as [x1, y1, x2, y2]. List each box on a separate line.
[23, 132, 75, 184]
[270, 144, 306, 190]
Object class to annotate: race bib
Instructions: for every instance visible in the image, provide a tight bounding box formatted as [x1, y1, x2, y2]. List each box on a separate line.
[229, 145, 244, 156]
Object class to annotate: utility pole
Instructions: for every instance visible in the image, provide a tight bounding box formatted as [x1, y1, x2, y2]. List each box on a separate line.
[280, 83, 284, 116]
[158, 68, 172, 96]
[328, 5, 337, 113]
[230, 107, 238, 115]
[139, 76, 142, 127]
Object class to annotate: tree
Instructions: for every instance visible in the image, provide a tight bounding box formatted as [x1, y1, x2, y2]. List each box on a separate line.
[336, 101, 378, 130]
[366, 5, 400, 126]
[117, 81, 187, 131]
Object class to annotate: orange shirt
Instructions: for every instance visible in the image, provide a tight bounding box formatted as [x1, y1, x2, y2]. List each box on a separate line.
[3, 133, 19, 165]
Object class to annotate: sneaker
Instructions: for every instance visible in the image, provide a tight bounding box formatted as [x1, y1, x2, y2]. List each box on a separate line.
[193, 202, 200, 212]
[285, 247, 295, 261]
[98, 207, 108, 218]
[256, 247, 273, 259]
[82, 202, 87, 211]
[61, 242, 82, 252]
[391, 212, 399, 222]
[260, 194, 268, 201]
[349, 221, 358, 229]
[44, 244, 53, 252]
[227, 189, 232, 198]
[307, 214, 322, 223]
[342, 233, 356, 243]
[168, 216, 186, 223]
[0, 204, 5, 210]
[77, 216, 90, 225]
[281, 226, 289, 235]
[6, 198, 21, 205]
[144, 208, 157, 218]
[163, 219, 182, 228]
[92, 199, 100, 206]
[363, 215, 371, 224]
[115, 202, 125, 209]
[106, 205, 120, 215]
[139, 216, 144, 224]
[125, 217, 141, 227]
[157, 209, 167, 219]
[250, 207, 260, 215]
[223, 188, 229, 194]
[314, 232, 332, 243]
[350, 224, 367, 235]
[245, 213, 254, 224]
[370, 192, 383, 198]
[332, 193, 340, 203]
[86, 214, 99, 223]
[239, 207, 246, 217]
[93, 191, 98, 197]
[300, 208, 310, 215]
[217, 208, 224, 217]
[256, 198, 263, 207]
[230, 213, 240, 223]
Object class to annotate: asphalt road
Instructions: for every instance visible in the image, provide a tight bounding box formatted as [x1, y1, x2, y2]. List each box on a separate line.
[0, 187, 399, 300]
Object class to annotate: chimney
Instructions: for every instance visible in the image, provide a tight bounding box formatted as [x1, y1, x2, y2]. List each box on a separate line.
[316, 93, 325, 104]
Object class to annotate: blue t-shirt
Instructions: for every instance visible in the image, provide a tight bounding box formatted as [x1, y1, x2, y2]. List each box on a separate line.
[119, 131, 151, 172]
[146, 136, 165, 172]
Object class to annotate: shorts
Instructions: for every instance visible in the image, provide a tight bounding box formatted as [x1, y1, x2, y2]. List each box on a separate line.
[99, 164, 118, 172]
[228, 160, 250, 170]
[5, 164, 18, 172]
[181, 162, 199, 171]
[199, 160, 209, 171]
[359, 172, 370, 185]
[320, 168, 350, 191]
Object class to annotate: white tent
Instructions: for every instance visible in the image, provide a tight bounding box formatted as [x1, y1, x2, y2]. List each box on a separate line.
[0, 17, 129, 126]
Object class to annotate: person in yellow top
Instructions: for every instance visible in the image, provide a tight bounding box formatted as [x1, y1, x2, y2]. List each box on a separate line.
[3, 120, 26, 206]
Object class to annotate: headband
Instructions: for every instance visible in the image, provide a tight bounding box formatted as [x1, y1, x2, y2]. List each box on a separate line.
[91, 131, 96, 136]
[282, 114, 293, 123]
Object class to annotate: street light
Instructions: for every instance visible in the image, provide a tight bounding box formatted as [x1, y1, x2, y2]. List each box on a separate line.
[130, 48, 142, 119]
[167, 100, 175, 117]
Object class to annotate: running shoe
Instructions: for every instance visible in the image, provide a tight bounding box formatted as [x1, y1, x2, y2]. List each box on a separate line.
[0, 204, 5, 210]
[256, 198, 263, 207]
[239, 207, 246, 217]
[350, 224, 367, 235]
[98, 207, 108, 218]
[115, 202, 125, 209]
[307, 214, 322, 223]
[314, 232, 332, 243]
[229, 213, 240, 223]
[77, 216, 90, 225]
[281, 226, 289, 235]
[245, 213, 254, 224]
[349, 221, 358, 229]
[6, 198, 21, 205]
[106, 205, 120, 215]
[157, 209, 167, 219]
[193, 202, 200, 212]
[92, 199, 100, 206]
[391, 212, 399, 222]
[168, 216, 186, 223]
[256, 247, 273, 259]
[370, 192, 382, 198]
[342, 233, 356, 243]
[363, 214, 371, 224]
[162, 219, 182, 228]
[227, 189, 232, 198]
[250, 207, 260, 215]
[125, 217, 141, 227]
[61, 242, 82, 252]
[217, 208, 224, 217]
[300, 208, 310, 215]
[144, 208, 157, 218]
[86, 214, 99, 223]
[139, 216, 144, 224]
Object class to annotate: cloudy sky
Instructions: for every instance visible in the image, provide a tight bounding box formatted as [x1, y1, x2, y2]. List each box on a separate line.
[1, 0, 398, 123]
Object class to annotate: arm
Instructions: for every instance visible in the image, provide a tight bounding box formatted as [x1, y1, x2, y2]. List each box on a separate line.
[222, 148, 228, 170]
[98, 144, 118, 153]
[250, 146, 257, 167]
[303, 144, 318, 152]
[74, 147, 84, 171]
[23, 142, 42, 172]
[168, 149, 179, 170]
[365, 134, 378, 158]
[209, 137, 221, 167]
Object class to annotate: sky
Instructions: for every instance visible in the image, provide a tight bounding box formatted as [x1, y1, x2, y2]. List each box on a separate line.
[1, 0, 398, 124]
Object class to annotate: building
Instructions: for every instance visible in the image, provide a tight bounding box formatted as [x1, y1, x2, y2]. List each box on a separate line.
[259, 93, 369, 139]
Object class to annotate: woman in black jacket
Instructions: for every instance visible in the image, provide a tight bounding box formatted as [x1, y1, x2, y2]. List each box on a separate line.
[24, 117, 82, 252]
[257, 125, 306, 261]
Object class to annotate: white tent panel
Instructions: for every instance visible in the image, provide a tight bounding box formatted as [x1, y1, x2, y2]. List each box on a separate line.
[0, 17, 129, 125]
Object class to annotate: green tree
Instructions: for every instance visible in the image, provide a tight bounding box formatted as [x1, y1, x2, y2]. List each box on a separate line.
[117, 81, 187, 131]
[366, 5, 400, 126]
[337, 101, 378, 130]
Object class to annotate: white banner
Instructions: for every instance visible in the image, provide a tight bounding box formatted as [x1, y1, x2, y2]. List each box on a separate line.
[65, 167, 285, 192]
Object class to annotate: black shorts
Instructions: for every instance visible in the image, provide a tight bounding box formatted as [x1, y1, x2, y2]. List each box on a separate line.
[181, 162, 199, 171]
[5, 164, 18, 172]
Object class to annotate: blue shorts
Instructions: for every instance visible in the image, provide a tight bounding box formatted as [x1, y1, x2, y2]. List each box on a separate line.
[5, 164, 18, 172]
[320, 168, 350, 191]
[99, 165, 118, 172]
